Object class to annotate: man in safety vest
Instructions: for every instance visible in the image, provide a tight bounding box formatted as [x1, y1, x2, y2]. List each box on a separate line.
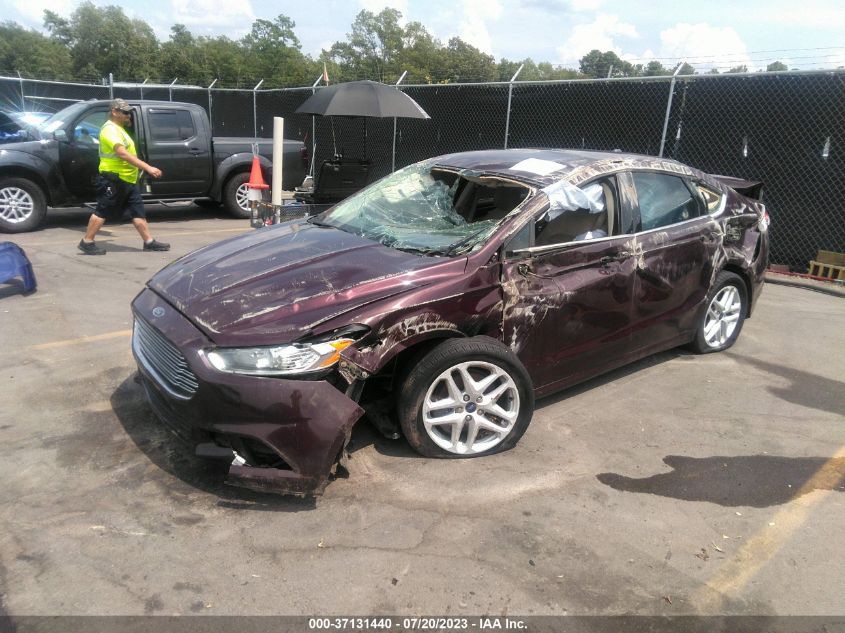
[78, 98, 169, 255]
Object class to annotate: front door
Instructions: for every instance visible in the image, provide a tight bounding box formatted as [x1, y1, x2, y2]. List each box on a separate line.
[501, 176, 638, 394]
[59, 108, 110, 200]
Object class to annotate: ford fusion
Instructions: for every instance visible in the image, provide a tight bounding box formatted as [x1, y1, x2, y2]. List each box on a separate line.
[132, 149, 769, 495]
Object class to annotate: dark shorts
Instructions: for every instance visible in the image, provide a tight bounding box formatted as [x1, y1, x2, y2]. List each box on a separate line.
[94, 172, 145, 220]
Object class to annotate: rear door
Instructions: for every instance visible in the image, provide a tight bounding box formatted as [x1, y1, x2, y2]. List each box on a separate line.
[142, 106, 212, 196]
[501, 176, 638, 393]
[624, 170, 722, 353]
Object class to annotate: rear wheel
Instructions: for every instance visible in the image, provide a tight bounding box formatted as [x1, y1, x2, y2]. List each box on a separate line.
[397, 337, 534, 458]
[0, 177, 47, 233]
[691, 270, 747, 353]
[222, 172, 256, 219]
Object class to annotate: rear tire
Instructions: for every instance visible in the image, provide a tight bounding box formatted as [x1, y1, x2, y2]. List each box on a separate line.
[397, 337, 534, 458]
[691, 270, 747, 353]
[223, 172, 264, 219]
[0, 177, 47, 233]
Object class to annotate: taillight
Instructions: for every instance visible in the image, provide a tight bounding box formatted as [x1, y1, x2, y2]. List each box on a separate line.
[759, 206, 770, 232]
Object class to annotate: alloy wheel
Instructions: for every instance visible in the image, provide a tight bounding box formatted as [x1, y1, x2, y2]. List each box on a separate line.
[703, 285, 742, 348]
[235, 183, 250, 213]
[0, 187, 34, 224]
[422, 360, 521, 455]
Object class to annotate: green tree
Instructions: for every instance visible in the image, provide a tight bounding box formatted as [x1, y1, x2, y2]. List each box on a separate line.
[440, 37, 497, 82]
[44, 2, 160, 80]
[160, 25, 202, 83]
[766, 60, 788, 72]
[328, 9, 405, 82]
[677, 62, 696, 75]
[395, 21, 441, 83]
[643, 61, 670, 76]
[242, 15, 310, 86]
[0, 21, 72, 79]
[727, 65, 748, 73]
[578, 50, 634, 78]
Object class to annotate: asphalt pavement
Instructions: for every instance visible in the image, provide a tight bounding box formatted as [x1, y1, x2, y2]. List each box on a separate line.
[1, 206, 843, 622]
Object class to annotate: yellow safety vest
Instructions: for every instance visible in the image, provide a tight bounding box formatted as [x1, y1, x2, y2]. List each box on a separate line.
[99, 120, 139, 184]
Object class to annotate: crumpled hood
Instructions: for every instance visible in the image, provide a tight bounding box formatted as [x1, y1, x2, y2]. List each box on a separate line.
[149, 221, 465, 346]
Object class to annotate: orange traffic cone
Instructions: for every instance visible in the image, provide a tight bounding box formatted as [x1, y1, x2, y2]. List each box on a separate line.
[247, 155, 269, 190]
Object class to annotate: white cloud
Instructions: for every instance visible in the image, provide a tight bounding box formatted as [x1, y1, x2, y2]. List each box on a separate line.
[657, 22, 752, 71]
[555, 14, 638, 65]
[458, 0, 503, 55]
[11, 0, 73, 29]
[169, 0, 256, 31]
[569, 0, 603, 11]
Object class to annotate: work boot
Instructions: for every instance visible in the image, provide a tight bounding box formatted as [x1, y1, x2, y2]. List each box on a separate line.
[143, 239, 170, 252]
[78, 239, 106, 255]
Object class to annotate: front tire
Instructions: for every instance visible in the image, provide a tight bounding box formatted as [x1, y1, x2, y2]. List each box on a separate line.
[397, 337, 534, 458]
[0, 177, 47, 233]
[691, 270, 747, 353]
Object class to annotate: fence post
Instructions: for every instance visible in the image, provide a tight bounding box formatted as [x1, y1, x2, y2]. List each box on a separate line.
[310, 74, 322, 176]
[140, 78, 147, 100]
[109, 73, 114, 100]
[659, 61, 685, 158]
[392, 71, 408, 172]
[252, 79, 264, 137]
[504, 64, 524, 149]
[16, 71, 25, 111]
[207, 79, 217, 134]
[169, 78, 178, 102]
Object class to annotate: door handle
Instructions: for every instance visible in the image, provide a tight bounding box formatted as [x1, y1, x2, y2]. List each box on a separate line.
[188, 148, 202, 155]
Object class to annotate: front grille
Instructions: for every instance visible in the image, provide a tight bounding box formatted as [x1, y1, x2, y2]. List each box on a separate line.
[133, 316, 199, 399]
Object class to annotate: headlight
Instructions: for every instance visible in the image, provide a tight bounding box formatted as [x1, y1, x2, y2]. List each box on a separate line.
[206, 338, 354, 376]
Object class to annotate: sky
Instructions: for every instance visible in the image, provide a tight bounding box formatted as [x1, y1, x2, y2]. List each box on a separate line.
[4, 0, 845, 74]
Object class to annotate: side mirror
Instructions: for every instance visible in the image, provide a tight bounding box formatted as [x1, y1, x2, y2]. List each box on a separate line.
[53, 129, 68, 142]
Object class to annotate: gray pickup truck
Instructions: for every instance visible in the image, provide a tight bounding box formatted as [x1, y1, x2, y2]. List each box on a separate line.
[0, 100, 308, 232]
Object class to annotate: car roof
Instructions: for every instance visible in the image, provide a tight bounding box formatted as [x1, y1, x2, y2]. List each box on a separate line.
[433, 148, 706, 188]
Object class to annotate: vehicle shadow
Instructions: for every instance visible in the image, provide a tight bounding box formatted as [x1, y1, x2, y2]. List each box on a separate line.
[110, 375, 317, 511]
[727, 352, 845, 417]
[597, 454, 845, 507]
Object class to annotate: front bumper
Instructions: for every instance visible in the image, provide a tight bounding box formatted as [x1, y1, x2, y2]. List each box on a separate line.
[131, 288, 365, 495]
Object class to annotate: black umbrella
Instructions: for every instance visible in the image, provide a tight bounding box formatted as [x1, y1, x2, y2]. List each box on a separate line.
[295, 80, 430, 119]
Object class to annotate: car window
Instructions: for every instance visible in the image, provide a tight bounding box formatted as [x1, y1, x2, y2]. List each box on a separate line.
[632, 172, 701, 231]
[73, 110, 108, 146]
[694, 182, 723, 213]
[534, 178, 615, 247]
[149, 109, 196, 142]
[316, 161, 530, 255]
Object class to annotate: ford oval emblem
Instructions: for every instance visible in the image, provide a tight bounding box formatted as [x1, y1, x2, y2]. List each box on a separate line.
[152, 306, 165, 318]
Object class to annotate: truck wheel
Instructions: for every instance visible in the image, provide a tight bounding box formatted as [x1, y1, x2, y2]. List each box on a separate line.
[223, 173, 258, 219]
[0, 177, 47, 233]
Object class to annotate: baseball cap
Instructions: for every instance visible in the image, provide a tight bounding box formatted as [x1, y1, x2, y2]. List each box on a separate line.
[111, 98, 132, 113]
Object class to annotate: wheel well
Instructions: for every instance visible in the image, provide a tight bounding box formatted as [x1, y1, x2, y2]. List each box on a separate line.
[721, 263, 753, 317]
[0, 168, 51, 205]
[362, 334, 464, 404]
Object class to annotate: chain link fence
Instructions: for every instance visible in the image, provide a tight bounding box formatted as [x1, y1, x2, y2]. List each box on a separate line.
[2, 71, 843, 270]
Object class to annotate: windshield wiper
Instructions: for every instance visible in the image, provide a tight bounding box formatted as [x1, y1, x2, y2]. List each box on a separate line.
[306, 216, 333, 228]
[393, 245, 443, 256]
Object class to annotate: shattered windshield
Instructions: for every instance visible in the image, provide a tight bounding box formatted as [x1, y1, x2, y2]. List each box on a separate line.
[313, 161, 530, 256]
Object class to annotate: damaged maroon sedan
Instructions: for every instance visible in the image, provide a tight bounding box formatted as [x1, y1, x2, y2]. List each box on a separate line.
[131, 149, 769, 495]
